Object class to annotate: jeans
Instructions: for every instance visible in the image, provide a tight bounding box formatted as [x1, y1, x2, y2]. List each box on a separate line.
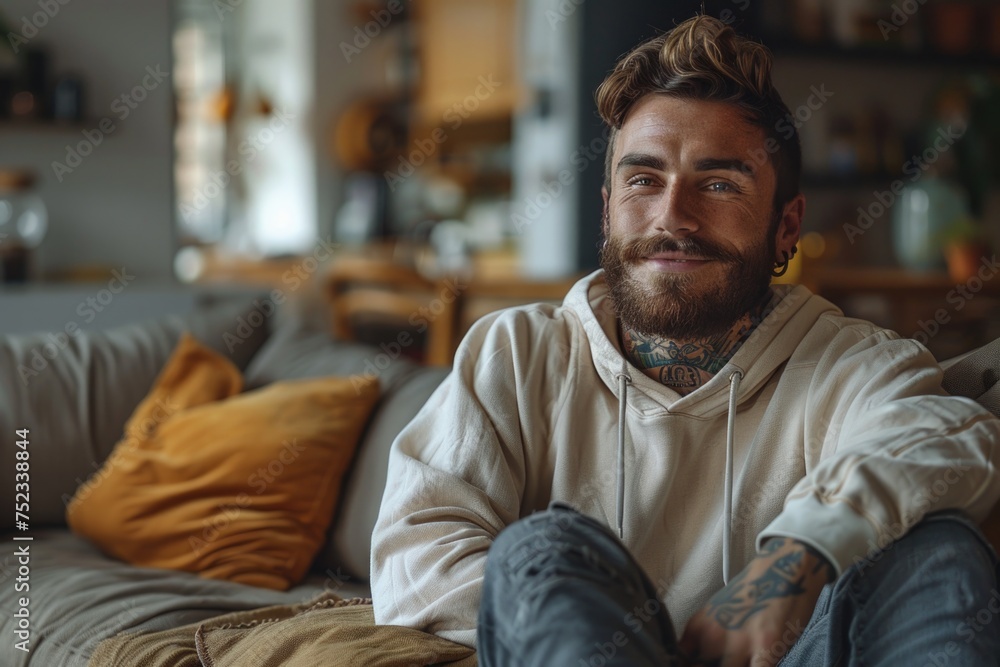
[477, 502, 1000, 667]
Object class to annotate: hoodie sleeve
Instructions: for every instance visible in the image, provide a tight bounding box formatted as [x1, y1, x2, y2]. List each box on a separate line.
[369, 311, 531, 649]
[757, 327, 1000, 576]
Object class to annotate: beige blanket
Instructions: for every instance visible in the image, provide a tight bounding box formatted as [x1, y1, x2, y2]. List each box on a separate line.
[88, 594, 476, 667]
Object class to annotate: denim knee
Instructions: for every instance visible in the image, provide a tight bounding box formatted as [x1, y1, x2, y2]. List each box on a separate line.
[486, 503, 633, 591]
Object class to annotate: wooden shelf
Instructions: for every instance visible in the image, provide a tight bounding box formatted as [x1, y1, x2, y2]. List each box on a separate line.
[0, 119, 108, 133]
[804, 265, 1000, 295]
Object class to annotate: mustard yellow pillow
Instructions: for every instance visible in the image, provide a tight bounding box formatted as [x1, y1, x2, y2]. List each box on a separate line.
[66, 333, 380, 590]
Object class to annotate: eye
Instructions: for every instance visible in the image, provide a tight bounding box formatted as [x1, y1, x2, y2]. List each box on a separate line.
[626, 175, 655, 187]
[706, 181, 739, 193]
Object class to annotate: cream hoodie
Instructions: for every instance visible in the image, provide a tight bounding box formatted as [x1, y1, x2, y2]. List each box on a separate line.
[371, 270, 1000, 648]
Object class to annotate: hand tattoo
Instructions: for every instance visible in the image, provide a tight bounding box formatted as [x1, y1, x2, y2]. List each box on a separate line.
[702, 538, 834, 630]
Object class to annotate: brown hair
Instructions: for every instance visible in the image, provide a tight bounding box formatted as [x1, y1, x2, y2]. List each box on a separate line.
[595, 15, 801, 212]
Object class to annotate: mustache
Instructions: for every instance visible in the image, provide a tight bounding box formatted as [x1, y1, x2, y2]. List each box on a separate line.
[612, 235, 740, 264]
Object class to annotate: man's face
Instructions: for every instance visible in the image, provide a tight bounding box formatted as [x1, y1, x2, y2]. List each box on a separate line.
[600, 95, 798, 340]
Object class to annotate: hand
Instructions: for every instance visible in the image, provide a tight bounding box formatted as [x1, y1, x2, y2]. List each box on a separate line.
[677, 537, 835, 666]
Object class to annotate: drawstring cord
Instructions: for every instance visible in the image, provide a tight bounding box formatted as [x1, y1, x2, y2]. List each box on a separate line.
[615, 358, 632, 539]
[723, 369, 743, 584]
[613, 356, 742, 585]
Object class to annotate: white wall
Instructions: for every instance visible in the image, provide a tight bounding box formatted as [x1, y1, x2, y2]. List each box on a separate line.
[1, 0, 174, 281]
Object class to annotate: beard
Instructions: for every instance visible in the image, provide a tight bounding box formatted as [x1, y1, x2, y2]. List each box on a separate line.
[599, 219, 777, 340]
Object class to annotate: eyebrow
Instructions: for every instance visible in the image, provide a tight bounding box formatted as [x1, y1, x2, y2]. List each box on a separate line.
[616, 152, 665, 174]
[616, 152, 756, 179]
[695, 158, 756, 179]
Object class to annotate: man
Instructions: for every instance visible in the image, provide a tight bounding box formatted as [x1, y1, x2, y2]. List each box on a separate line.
[371, 15, 1000, 666]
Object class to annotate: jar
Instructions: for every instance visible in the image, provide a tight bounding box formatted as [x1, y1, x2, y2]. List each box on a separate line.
[0, 170, 48, 283]
[891, 176, 968, 272]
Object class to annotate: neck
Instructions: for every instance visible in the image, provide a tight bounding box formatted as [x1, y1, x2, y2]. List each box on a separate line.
[619, 291, 773, 396]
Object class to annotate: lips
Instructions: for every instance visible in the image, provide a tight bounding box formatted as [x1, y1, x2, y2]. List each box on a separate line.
[645, 253, 710, 262]
[642, 256, 712, 273]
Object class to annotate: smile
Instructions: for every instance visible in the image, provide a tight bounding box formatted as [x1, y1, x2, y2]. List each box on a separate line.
[642, 257, 712, 273]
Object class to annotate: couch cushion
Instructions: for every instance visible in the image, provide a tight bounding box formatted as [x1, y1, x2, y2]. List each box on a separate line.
[67, 333, 382, 591]
[242, 318, 450, 580]
[320, 367, 449, 581]
[941, 335, 1000, 417]
[0, 299, 273, 532]
[0, 529, 368, 667]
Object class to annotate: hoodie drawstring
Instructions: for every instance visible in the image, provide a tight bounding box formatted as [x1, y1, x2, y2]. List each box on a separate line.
[723, 369, 743, 584]
[613, 359, 743, 585]
[615, 358, 632, 539]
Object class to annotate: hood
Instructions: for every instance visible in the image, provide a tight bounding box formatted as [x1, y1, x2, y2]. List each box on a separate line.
[564, 269, 842, 418]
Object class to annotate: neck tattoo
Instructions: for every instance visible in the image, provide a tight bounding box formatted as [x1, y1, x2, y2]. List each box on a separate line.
[620, 291, 774, 396]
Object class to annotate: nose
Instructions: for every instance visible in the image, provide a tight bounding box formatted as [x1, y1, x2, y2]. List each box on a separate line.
[653, 181, 699, 236]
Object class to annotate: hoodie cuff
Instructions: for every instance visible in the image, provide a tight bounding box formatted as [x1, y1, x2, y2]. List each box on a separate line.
[756, 494, 879, 577]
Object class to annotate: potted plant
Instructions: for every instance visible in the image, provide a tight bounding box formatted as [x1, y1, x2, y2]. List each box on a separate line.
[937, 216, 990, 283]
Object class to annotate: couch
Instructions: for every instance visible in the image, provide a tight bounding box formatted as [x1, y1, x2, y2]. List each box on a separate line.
[0, 294, 452, 666]
[1, 291, 998, 667]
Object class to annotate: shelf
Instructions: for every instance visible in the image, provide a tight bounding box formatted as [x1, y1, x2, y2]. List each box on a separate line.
[766, 38, 1000, 70]
[0, 119, 104, 133]
[805, 266, 1000, 295]
[801, 171, 905, 191]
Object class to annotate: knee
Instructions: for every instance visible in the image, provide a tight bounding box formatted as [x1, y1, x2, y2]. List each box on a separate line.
[486, 504, 622, 584]
[489, 504, 588, 569]
[853, 514, 997, 589]
[903, 515, 997, 582]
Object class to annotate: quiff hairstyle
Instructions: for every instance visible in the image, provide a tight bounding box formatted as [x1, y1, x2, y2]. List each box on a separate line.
[596, 15, 801, 212]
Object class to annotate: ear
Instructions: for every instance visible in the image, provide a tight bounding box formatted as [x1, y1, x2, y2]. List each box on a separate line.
[775, 193, 805, 260]
[601, 186, 610, 238]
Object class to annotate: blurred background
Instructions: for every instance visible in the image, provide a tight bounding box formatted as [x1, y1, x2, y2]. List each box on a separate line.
[0, 0, 998, 362]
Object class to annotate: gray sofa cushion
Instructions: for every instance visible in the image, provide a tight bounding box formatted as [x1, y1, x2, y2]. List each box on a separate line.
[0, 530, 364, 667]
[0, 299, 272, 532]
[322, 367, 449, 581]
[941, 336, 1000, 417]
[243, 320, 450, 581]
